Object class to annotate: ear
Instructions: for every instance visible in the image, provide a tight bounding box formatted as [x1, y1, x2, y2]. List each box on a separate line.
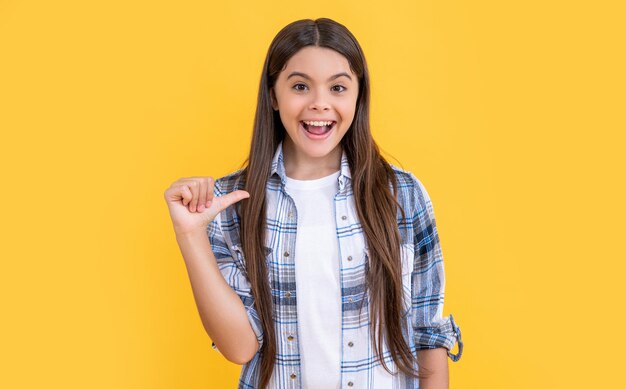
[270, 88, 278, 111]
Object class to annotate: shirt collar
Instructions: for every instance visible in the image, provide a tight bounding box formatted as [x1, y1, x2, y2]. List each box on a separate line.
[270, 140, 352, 187]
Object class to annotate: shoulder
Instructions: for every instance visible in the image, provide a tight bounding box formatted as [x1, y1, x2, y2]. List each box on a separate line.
[214, 168, 247, 195]
[389, 164, 431, 212]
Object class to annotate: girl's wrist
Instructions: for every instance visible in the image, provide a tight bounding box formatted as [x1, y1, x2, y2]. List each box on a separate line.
[174, 227, 209, 244]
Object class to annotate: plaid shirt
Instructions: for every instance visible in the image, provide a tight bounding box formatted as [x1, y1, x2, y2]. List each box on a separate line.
[207, 142, 463, 388]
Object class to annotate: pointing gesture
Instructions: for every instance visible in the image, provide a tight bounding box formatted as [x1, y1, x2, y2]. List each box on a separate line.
[164, 176, 250, 236]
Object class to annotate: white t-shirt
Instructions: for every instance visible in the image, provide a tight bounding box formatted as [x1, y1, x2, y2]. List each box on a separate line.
[284, 170, 342, 389]
[283, 170, 396, 388]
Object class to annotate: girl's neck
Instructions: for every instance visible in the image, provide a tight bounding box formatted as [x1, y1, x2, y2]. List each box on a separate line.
[282, 139, 342, 180]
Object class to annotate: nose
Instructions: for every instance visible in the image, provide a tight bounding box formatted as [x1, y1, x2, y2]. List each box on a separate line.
[308, 90, 331, 111]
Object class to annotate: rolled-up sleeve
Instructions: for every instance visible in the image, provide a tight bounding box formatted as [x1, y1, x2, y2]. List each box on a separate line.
[410, 174, 463, 362]
[206, 210, 264, 353]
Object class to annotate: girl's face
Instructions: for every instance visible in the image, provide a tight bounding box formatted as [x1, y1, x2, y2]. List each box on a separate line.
[271, 46, 359, 169]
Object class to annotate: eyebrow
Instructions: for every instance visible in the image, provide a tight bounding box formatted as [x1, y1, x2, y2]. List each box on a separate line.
[286, 71, 353, 82]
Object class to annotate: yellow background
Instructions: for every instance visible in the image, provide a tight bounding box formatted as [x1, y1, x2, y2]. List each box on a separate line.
[1, 0, 624, 388]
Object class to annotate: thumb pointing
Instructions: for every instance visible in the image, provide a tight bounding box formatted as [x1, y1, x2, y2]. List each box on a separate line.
[214, 190, 250, 213]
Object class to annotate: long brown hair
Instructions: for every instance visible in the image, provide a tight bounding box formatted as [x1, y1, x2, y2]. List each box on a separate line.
[239, 18, 424, 387]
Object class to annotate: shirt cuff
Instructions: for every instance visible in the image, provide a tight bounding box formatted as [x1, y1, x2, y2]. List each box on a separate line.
[244, 304, 264, 350]
[414, 314, 463, 362]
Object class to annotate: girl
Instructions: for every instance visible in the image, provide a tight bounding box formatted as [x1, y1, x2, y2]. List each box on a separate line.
[164, 18, 463, 389]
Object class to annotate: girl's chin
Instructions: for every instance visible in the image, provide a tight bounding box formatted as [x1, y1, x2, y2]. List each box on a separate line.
[283, 127, 344, 160]
[293, 142, 342, 160]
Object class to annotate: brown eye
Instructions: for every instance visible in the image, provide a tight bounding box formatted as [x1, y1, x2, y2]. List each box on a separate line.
[332, 85, 347, 92]
[293, 83, 307, 91]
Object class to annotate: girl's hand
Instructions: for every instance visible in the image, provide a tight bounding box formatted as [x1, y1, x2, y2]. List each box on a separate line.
[164, 176, 250, 236]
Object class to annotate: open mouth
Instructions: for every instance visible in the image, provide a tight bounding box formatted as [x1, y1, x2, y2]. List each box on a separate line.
[300, 120, 336, 135]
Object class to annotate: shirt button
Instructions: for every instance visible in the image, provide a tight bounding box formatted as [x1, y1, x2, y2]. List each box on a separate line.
[284, 251, 290, 257]
[285, 292, 292, 298]
[287, 335, 294, 341]
[348, 297, 353, 303]
[347, 256, 353, 261]
[341, 215, 347, 220]
[348, 341, 354, 347]
[347, 382, 354, 387]
[288, 212, 294, 219]
[290, 373, 297, 380]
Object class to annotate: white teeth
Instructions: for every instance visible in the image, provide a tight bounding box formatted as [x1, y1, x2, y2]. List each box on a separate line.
[303, 120, 333, 127]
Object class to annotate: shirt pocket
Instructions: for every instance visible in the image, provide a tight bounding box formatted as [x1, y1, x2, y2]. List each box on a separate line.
[365, 245, 414, 318]
[400, 243, 415, 318]
[230, 244, 273, 282]
[229, 244, 248, 275]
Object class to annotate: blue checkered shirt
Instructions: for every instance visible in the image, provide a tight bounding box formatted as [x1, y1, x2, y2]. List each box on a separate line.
[207, 142, 463, 388]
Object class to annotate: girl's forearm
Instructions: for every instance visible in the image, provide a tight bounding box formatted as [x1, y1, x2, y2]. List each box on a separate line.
[175, 230, 259, 364]
[417, 348, 449, 389]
